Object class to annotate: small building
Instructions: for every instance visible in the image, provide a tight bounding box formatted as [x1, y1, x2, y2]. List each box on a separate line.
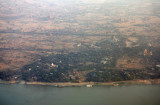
[100, 57, 112, 64]
[28, 68, 32, 71]
[113, 84, 119, 86]
[51, 63, 58, 68]
[156, 65, 160, 68]
[86, 84, 92, 87]
[77, 43, 82, 47]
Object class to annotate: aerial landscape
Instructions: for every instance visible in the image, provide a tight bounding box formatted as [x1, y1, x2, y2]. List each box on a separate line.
[0, 0, 160, 105]
[0, 0, 160, 84]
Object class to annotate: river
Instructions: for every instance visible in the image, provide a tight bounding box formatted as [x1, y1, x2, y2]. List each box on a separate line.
[0, 84, 160, 105]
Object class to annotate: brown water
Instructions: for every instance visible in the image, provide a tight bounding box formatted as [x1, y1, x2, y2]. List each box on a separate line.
[0, 84, 160, 105]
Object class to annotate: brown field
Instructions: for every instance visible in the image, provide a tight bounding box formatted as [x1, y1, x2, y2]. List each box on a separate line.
[116, 56, 145, 70]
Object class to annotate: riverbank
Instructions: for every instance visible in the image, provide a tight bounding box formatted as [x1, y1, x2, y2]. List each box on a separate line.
[0, 79, 160, 87]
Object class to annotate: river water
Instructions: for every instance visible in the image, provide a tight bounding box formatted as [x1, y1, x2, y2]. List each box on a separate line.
[0, 84, 160, 105]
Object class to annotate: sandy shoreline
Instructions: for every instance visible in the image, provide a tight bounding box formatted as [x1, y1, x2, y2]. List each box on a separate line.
[0, 79, 160, 87]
